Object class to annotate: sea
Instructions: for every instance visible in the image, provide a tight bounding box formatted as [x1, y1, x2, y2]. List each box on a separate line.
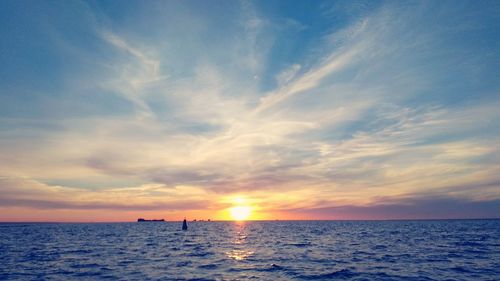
[0, 220, 498, 280]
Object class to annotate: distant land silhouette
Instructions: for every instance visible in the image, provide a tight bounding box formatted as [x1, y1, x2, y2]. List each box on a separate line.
[137, 218, 165, 222]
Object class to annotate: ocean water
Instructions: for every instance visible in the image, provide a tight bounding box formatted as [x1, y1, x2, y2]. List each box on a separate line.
[0, 220, 498, 280]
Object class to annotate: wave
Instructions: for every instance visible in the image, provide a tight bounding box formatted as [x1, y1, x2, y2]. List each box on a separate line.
[0, 220, 498, 280]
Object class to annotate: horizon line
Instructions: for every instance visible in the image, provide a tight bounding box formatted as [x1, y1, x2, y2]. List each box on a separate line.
[1, 218, 499, 223]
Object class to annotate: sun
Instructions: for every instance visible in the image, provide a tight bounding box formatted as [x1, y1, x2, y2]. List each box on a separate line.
[229, 206, 251, 221]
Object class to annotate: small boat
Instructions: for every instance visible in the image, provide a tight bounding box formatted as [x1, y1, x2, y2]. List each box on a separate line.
[182, 218, 188, 230]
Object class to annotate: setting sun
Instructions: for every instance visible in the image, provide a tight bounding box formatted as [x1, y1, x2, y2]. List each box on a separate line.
[0, 0, 497, 280]
[229, 206, 251, 221]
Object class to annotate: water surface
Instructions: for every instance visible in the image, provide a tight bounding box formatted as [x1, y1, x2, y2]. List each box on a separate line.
[1, 220, 499, 280]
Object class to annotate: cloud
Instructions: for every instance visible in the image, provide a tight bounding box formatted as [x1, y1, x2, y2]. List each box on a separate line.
[288, 196, 500, 220]
[0, 1, 499, 220]
[100, 31, 166, 120]
[0, 175, 221, 212]
[256, 41, 365, 113]
[0, 197, 210, 211]
[101, 32, 160, 76]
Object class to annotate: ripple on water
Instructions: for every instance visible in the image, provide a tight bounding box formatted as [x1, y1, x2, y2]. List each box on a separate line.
[0, 220, 498, 280]
[198, 264, 218, 270]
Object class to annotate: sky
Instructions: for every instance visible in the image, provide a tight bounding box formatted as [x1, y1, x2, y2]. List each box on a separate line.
[0, 0, 499, 221]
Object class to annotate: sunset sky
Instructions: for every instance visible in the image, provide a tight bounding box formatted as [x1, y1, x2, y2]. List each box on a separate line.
[1, 0, 499, 221]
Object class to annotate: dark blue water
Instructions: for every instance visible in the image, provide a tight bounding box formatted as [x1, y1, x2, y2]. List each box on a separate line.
[0, 220, 498, 280]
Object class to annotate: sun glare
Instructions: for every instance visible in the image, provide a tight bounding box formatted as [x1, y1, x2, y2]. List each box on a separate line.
[229, 206, 251, 221]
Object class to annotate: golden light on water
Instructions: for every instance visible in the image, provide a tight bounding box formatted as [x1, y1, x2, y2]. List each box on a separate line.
[226, 249, 254, 261]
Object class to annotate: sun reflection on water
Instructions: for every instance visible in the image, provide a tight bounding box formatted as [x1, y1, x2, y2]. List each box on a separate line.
[225, 222, 254, 261]
[226, 249, 254, 261]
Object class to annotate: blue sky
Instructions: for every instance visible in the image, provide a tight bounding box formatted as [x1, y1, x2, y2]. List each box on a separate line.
[0, 0, 499, 221]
